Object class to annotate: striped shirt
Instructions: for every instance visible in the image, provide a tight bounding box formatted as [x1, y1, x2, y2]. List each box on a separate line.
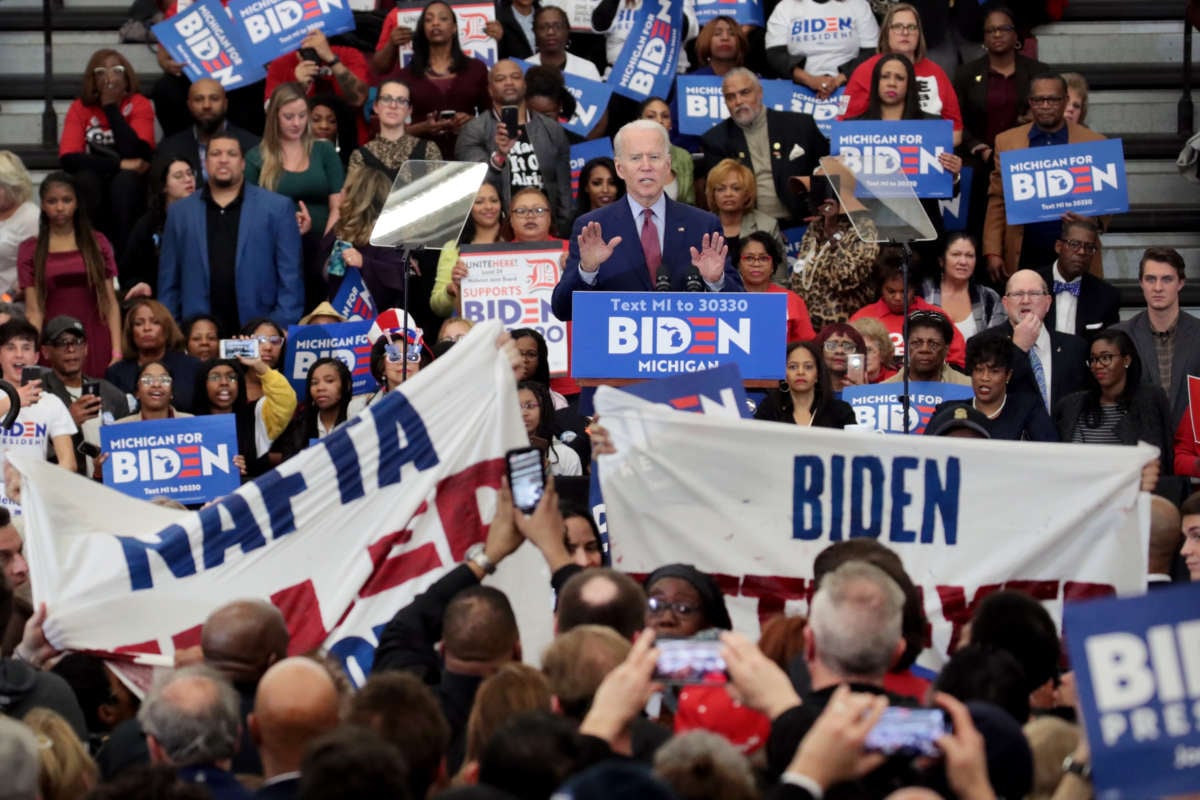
[1072, 403, 1125, 445]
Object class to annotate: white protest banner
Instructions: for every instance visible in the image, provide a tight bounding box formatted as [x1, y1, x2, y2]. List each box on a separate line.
[17, 321, 555, 685]
[594, 387, 1151, 670]
[460, 241, 569, 376]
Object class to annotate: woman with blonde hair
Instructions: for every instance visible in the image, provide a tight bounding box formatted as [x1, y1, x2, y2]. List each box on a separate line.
[1062, 71, 1090, 127]
[247, 82, 345, 237]
[850, 316, 897, 383]
[0, 151, 38, 301]
[705, 158, 786, 267]
[319, 166, 410, 310]
[23, 708, 98, 800]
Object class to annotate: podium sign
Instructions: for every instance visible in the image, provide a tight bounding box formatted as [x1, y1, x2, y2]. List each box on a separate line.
[571, 292, 786, 380]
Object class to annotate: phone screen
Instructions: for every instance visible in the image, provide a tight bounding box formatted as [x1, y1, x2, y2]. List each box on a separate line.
[846, 353, 866, 384]
[506, 447, 545, 514]
[652, 637, 728, 685]
[218, 339, 260, 360]
[20, 366, 41, 386]
[863, 707, 946, 758]
[82, 381, 101, 398]
[500, 105, 519, 139]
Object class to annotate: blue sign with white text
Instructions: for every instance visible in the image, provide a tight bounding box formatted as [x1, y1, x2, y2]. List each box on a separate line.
[939, 165, 972, 232]
[842, 382, 974, 434]
[693, 0, 762, 26]
[570, 138, 615, 199]
[330, 270, 377, 321]
[285, 320, 376, 397]
[830, 120, 955, 198]
[101, 415, 240, 505]
[152, 0, 266, 88]
[762, 84, 845, 138]
[1000, 138, 1129, 225]
[610, 0, 683, 101]
[563, 73, 613, 137]
[1064, 584, 1200, 799]
[229, 0, 356, 68]
[676, 76, 728, 136]
[571, 292, 786, 380]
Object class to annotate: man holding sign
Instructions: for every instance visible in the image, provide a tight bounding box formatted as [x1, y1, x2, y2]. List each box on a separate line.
[551, 121, 744, 321]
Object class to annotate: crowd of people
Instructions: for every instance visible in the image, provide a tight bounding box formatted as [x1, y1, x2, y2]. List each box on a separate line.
[0, 0, 1194, 797]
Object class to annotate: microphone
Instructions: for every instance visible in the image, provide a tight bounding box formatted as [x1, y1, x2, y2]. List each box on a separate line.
[655, 263, 672, 292]
[685, 266, 703, 292]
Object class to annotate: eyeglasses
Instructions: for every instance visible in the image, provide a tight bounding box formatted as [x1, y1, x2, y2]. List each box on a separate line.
[1028, 95, 1064, 106]
[139, 375, 173, 387]
[254, 335, 285, 345]
[385, 343, 422, 363]
[909, 337, 946, 351]
[207, 372, 237, 384]
[1086, 353, 1121, 367]
[376, 95, 411, 108]
[93, 65, 126, 75]
[739, 254, 773, 265]
[51, 337, 83, 350]
[1060, 238, 1099, 254]
[983, 24, 1016, 35]
[647, 596, 701, 617]
[889, 22, 919, 33]
[823, 340, 858, 353]
[519, 401, 540, 411]
[511, 207, 549, 217]
[1005, 290, 1049, 300]
[535, 21, 566, 31]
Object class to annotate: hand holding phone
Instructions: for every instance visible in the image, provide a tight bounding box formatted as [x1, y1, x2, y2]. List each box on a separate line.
[500, 105, 519, 139]
[652, 634, 728, 685]
[863, 707, 947, 758]
[846, 353, 866, 384]
[219, 339, 260, 360]
[505, 446, 546, 514]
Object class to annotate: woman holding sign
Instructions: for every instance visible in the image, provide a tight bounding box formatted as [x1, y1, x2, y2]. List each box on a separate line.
[431, 182, 508, 318]
[755, 340, 857, 428]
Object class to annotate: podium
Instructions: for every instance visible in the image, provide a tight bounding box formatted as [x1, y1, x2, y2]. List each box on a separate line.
[570, 292, 787, 388]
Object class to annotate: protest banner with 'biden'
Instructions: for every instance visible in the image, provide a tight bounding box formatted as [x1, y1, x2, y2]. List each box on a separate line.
[562, 72, 613, 137]
[610, 0, 683, 101]
[153, 0, 266, 88]
[228, 0, 356, 67]
[101, 415, 240, 505]
[285, 320, 376, 397]
[1000, 138, 1129, 225]
[842, 382, 975, 434]
[830, 120, 955, 198]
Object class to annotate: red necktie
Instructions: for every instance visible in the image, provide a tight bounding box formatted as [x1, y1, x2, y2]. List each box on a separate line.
[640, 207, 661, 283]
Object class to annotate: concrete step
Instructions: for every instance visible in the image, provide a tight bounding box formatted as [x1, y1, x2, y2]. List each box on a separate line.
[1037, 21, 1198, 66]
[0, 31, 160, 78]
[1087, 90, 1194, 135]
[3, 0, 134, 8]
[0, 7, 130, 30]
[1062, 0, 1187, 22]
[1101, 232, 1200, 281]
[1126, 159, 1199, 206]
[0, 100, 74, 145]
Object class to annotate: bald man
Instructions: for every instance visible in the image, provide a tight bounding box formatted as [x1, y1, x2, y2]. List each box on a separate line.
[153, 78, 260, 183]
[249, 658, 341, 800]
[1148, 495, 1182, 589]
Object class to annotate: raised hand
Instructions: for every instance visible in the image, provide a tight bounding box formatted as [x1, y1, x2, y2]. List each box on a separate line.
[690, 231, 729, 282]
[577, 221, 622, 273]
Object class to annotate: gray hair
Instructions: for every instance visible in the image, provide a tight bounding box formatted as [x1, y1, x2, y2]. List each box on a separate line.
[0, 716, 39, 800]
[0, 152, 33, 208]
[653, 730, 757, 800]
[721, 67, 760, 92]
[809, 561, 905, 678]
[614, 119, 670, 161]
[137, 664, 242, 767]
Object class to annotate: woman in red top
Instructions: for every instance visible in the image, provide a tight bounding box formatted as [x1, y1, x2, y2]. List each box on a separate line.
[840, 4, 963, 147]
[738, 232, 815, 344]
[59, 49, 155, 249]
[17, 172, 122, 377]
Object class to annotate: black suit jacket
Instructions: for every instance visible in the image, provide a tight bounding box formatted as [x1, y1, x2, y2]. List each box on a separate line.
[1036, 264, 1122, 337]
[254, 777, 299, 800]
[495, 0, 537, 59]
[700, 109, 828, 225]
[953, 53, 1048, 154]
[972, 321, 1090, 411]
[153, 123, 260, 175]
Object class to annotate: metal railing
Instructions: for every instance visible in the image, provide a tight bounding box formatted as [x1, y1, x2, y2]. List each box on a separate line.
[1182, 9, 1194, 136]
[41, 0, 56, 147]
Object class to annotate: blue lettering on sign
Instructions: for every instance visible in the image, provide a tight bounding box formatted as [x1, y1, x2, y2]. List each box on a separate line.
[790, 455, 960, 544]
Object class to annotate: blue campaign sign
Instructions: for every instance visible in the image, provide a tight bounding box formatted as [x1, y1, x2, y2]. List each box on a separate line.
[152, 0, 267, 89]
[229, 0, 356, 68]
[693, 0, 762, 26]
[762, 83, 845, 139]
[842, 382, 974, 434]
[617, 362, 754, 418]
[562, 73, 613, 138]
[1063, 584, 1200, 798]
[284, 320, 376, 397]
[571, 292, 786, 380]
[830, 120, 955, 198]
[570, 138, 614, 200]
[101, 415, 240, 505]
[609, 0, 683, 101]
[1000, 138, 1129, 225]
[781, 225, 808, 265]
[330, 270, 377, 321]
[939, 165, 973, 232]
[676, 75, 728, 136]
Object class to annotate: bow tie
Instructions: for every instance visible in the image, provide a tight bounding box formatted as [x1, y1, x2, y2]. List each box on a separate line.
[1053, 280, 1081, 297]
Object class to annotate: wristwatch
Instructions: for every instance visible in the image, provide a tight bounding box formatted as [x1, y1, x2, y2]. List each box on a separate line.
[465, 543, 496, 575]
[1062, 754, 1091, 781]
[325, 55, 342, 67]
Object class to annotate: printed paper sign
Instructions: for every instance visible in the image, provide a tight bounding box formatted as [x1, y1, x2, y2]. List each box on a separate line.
[229, 0, 356, 67]
[330, 270, 378, 321]
[571, 292, 787, 379]
[842, 383, 975, 434]
[152, 0, 267, 88]
[1064, 585, 1200, 798]
[388, 2, 497, 68]
[570, 138, 614, 199]
[610, 0, 683, 101]
[284, 320, 376, 397]
[693, 0, 762, 26]
[1000, 138, 1129, 225]
[830, 120, 955, 198]
[101, 415, 240, 505]
[562, 72, 613, 137]
[460, 241, 570, 376]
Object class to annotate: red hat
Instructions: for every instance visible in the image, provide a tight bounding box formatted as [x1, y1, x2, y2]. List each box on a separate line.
[368, 308, 424, 349]
[674, 685, 771, 754]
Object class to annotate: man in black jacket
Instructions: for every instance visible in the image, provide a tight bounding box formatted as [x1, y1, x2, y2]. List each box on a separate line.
[1037, 219, 1120, 337]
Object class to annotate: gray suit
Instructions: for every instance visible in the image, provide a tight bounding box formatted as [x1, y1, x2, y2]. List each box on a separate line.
[1115, 310, 1200, 427]
[454, 110, 573, 238]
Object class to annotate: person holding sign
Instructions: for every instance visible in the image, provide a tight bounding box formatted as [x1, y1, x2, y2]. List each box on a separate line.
[432, 182, 508, 318]
[552, 121, 743, 321]
[765, 0, 878, 98]
[754, 340, 856, 428]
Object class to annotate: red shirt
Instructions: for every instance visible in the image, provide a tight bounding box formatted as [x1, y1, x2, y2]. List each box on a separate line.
[849, 296, 966, 368]
[840, 54, 963, 131]
[59, 95, 155, 157]
[1174, 413, 1200, 479]
[766, 284, 816, 343]
[265, 48, 372, 144]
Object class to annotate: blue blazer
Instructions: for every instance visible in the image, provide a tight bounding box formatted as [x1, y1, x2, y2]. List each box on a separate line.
[551, 197, 744, 321]
[158, 183, 303, 331]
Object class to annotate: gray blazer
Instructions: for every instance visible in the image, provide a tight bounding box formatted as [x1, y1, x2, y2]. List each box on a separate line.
[1114, 310, 1200, 427]
[455, 109, 573, 238]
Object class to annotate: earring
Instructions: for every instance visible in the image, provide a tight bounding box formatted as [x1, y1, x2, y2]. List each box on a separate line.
[1015, 41, 1023, 50]
[405, 115, 412, 124]
[779, 379, 788, 392]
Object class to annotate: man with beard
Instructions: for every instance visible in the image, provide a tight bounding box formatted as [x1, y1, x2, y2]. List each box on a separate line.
[158, 133, 303, 336]
[154, 79, 260, 182]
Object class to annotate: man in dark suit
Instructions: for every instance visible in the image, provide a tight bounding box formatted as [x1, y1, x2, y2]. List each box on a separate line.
[971, 269, 1089, 413]
[1037, 219, 1120, 336]
[248, 658, 341, 800]
[551, 120, 744, 321]
[699, 68, 828, 227]
[1115, 246, 1200, 427]
[152, 78, 259, 181]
